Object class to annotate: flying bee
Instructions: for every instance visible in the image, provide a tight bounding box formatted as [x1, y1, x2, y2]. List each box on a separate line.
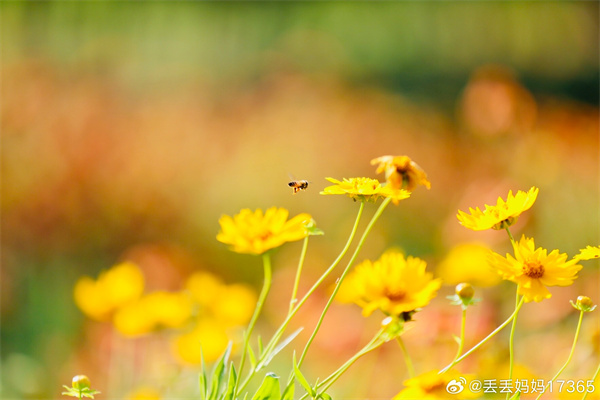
[288, 180, 309, 194]
[288, 174, 310, 194]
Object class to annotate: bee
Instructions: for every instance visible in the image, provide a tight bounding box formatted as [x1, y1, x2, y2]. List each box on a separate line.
[288, 176, 310, 194]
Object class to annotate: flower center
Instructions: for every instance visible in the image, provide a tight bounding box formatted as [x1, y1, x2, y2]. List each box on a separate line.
[523, 261, 545, 278]
[384, 287, 406, 302]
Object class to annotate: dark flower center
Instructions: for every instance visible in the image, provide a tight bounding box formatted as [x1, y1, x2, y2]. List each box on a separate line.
[523, 261, 545, 279]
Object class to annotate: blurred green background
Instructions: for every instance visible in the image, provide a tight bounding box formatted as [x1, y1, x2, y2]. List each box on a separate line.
[1, 2, 599, 399]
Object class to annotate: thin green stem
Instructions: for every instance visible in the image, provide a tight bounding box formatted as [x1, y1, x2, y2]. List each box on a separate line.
[297, 330, 385, 400]
[234, 253, 273, 397]
[506, 291, 522, 400]
[450, 308, 467, 367]
[290, 236, 310, 313]
[396, 336, 415, 378]
[581, 361, 600, 400]
[237, 203, 365, 394]
[505, 227, 515, 243]
[298, 197, 393, 367]
[439, 297, 525, 374]
[535, 311, 585, 400]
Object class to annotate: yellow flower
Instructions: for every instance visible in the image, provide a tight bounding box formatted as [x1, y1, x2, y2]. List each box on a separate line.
[211, 284, 257, 326]
[457, 186, 539, 231]
[217, 207, 312, 255]
[393, 370, 477, 399]
[371, 155, 431, 191]
[320, 177, 410, 204]
[185, 271, 225, 307]
[437, 242, 501, 287]
[173, 319, 230, 364]
[489, 235, 582, 302]
[74, 261, 144, 321]
[339, 250, 441, 317]
[576, 245, 600, 260]
[113, 291, 193, 337]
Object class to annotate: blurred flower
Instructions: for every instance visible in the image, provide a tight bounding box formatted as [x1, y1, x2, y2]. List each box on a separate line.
[320, 177, 410, 204]
[437, 242, 501, 287]
[457, 187, 539, 231]
[185, 271, 225, 307]
[210, 283, 257, 326]
[575, 245, 600, 260]
[126, 386, 161, 400]
[113, 291, 193, 337]
[393, 370, 477, 399]
[338, 250, 441, 317]
[217, 207, 312, 255]
[74, 262, 144, 321]
[173, 319, 230, 364]
[489, 235, 582, 302]
[371, 155, 431, 191]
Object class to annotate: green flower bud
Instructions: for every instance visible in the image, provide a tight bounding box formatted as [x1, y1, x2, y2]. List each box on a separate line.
[72, 375, 91, 390]
[455, 283, 475, 301]
[571, 296, 597, 312]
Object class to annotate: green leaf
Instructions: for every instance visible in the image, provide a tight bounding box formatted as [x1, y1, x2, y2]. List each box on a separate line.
[248, 345, 257, 369]
[281, 380, 295, 400]
[318, 393, 332, 400]
[199, 347, 208, 400]
[257, 336, 264, 355]
[293, 352, 315, 398]
[509, 390, 521, 400]
[451, 334, 461, 345]
[261, 328, 303, 369]
[209, 342, 232, 399]
[251, 373, 281, 400]
[223, 362, 237, 400]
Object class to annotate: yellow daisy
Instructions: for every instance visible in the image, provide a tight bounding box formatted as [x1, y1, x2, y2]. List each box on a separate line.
[371, 155, 431, 191]
[393, 370, 478, 399]
[575, 245, 600, 260]
[217, 207, 312, 255]
[489, 235, 582, 302]
[320, 177, 410, 204]
[457, 186, 539, 231]
[338, 250, 441, 317]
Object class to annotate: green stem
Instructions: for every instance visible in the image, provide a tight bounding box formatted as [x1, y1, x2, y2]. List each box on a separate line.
[290, 236, 310, 313]
[298, 330, 385, 399]
[505, 227, 515, 243]
[237, 203, 365, 394]
[450, 308, 467, 367]
[234, 253, 273, 397]
[396, 336, 415, 378]
[581, 360, 600, 400]
[506, 291, 522, 400]
[298, 197, 393, 367]
[535, 310, 585, 400]
[439, 297, 525, 374]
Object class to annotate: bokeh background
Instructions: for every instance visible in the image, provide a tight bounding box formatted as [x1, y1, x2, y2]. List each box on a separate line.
[1, 2, 599, 399]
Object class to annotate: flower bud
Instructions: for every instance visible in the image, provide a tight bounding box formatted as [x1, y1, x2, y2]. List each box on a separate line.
[455, 283, 474, 301]
[72, 375, 91, 390]
[572, 296, 597, 312]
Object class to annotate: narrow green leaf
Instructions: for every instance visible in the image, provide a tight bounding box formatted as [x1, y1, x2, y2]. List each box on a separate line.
[262, 328, 303, 368]
[318, 393, 332, 400]
[451, 334, 461, 345]
[281, 380, 295, 400]
[257, 335, 264, 356]
[509, 390, 521, 400]
[199, 347, 208, 400]
[223, 362, 237, 400]
[251, 373, 281, 400]
[293, 352, 315, 398]
[248, 344, 257, 369]
[209, 342, 232, 399]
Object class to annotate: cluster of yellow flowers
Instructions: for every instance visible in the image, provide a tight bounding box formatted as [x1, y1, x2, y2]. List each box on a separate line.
[72, 154, 599, 399]
[74, 262, 256, 364]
